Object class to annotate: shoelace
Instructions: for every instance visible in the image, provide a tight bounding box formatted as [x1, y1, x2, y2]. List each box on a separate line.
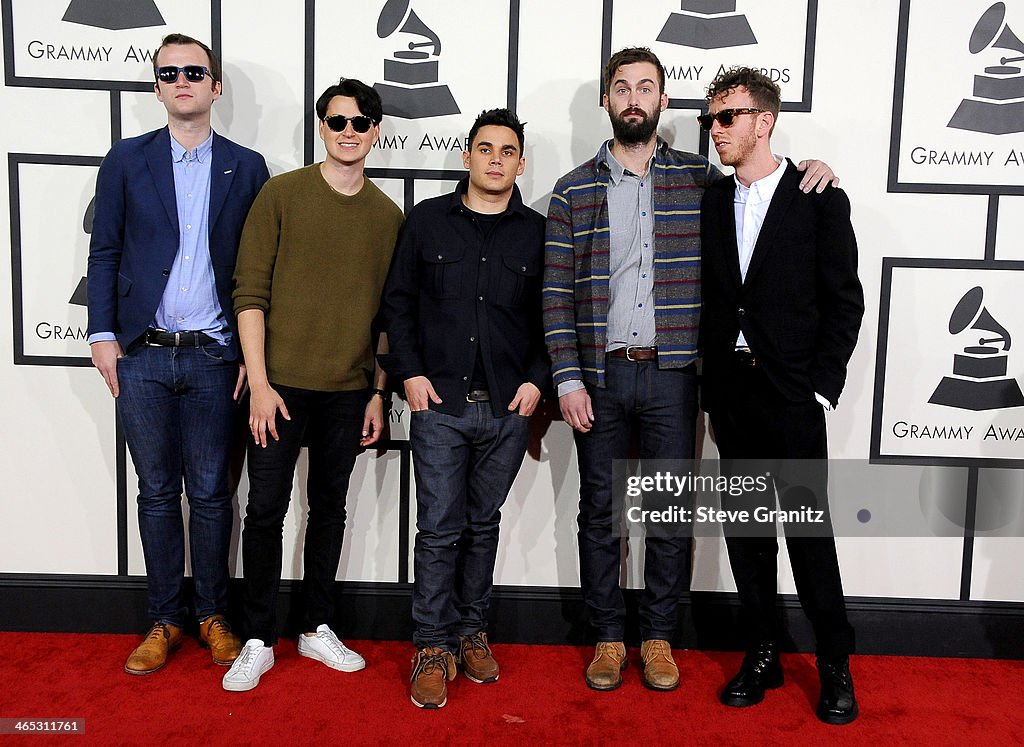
[206, 618, 230, 636]
[820, 663, 851, 687]
[462, 632, 492, 660]
[234, 644, 262, 673]
[147, 623, 170, 641]
[595, 642, 622, 659]
[411, 651, 451, 681]
[316, 629, 348, 658]
[643, 641, 671, 665]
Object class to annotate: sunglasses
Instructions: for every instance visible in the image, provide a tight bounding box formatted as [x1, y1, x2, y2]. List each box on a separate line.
[324, 114, 376, 133]
[155, 65, 212, 83]
[696, 108, 764, 131]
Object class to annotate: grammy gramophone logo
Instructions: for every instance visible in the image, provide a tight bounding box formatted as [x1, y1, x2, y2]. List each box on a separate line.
[372, 0, 459, 119]
[929, 286, 1024, 411]
[948, 2, 1024, 135]
[62, 0, 166, 31]
[657, 0, 757, 50]
[68, 196, 94, 307]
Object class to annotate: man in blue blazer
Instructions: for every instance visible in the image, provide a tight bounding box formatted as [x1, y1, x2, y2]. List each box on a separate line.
[87, 33, 269, 676]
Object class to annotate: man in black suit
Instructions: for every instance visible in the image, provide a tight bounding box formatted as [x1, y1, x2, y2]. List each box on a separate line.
[698, 67, 864, 725]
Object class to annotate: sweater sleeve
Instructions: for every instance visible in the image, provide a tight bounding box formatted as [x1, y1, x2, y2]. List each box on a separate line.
[232, 181, 281, 315]
[542, 182, 583, 388]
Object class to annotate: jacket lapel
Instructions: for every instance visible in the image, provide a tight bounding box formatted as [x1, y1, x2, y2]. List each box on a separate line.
[718, 175, 743, 289]
[209, 132, 238, 232]
[144, 127, 177, 231]
[742, 162, 798, 288]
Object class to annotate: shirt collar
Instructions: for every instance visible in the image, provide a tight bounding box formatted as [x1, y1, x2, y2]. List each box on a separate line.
[599, 139, 656, 186]
[736, 157, 786, 202]
[448, 176, 527, 216]
[170, 130, 214, 164]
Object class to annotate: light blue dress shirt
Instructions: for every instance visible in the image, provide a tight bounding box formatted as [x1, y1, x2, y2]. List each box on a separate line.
[88, 131, 228, 346]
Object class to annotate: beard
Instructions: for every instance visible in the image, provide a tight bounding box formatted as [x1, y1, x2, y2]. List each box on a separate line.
[610, 106, 660, 146]
[718, 128, 757, 167]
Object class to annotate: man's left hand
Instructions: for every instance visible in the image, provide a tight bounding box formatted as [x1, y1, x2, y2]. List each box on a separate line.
[233, 364, 248, 401]
[508, 382, 542, 417]
[361, 394, 386, 446]
[796, 159, 839, 193]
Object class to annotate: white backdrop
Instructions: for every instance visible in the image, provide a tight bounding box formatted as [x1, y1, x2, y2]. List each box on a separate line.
[2, 0, 1023, 608]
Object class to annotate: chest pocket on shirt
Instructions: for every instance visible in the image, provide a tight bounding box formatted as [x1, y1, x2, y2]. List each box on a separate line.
[421, 247, 464, 299]
[494, 254, 540, 308]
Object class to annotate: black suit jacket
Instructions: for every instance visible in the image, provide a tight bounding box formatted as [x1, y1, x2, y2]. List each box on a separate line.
[699, 161, 864, 411]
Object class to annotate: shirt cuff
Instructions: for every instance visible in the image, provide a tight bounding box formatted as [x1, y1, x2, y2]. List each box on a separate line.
[815, 392, 833, 410]
[88, 332, 117, 345]
[557, 379, 586, 398]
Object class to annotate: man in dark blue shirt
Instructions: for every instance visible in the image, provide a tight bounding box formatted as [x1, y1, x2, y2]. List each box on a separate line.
[379, 108, 549, 709]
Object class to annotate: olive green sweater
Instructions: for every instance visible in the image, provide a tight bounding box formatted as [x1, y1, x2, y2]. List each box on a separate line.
[233, 164, 403, 391]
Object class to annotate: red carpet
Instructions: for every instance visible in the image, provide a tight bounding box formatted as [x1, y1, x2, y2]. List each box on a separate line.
[1, 632, 1021, 745]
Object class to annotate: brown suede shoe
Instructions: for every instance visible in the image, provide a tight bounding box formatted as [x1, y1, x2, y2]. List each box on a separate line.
[459, 631, 499, 683]
[124, 622, 183, 675]
[410, 646, 458, 709]
[640, 639, 680, 691]
[199, 614, 242, 665]
[585, 641, 627, 691]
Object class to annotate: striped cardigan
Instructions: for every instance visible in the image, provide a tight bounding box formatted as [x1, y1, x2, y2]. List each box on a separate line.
[543, 138, 719, 389]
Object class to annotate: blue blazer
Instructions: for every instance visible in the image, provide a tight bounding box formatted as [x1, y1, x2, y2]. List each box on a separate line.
[87, 127, 270, 360]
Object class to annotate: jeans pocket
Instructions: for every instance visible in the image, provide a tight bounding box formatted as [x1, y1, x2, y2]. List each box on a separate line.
[199, 343, 228, 361]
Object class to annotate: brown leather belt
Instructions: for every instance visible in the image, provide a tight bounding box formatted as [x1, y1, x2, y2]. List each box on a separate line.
[608, 346, 657, 362]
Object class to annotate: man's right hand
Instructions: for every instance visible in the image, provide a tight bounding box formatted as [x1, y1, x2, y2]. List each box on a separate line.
[91, 340, 124, 398]
[404, 376, 443, 412]
[559, 388, 594, 433]
[249, 384, 290, 447]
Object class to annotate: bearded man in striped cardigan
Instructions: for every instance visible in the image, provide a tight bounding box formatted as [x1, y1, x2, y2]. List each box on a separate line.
[543, 47, 837, 693]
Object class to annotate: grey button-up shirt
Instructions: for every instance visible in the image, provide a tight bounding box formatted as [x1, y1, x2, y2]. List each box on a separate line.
[604, 141, 656, 351]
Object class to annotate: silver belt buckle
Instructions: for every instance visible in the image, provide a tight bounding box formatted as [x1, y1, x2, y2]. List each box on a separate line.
[145, 328, 166, 347]
[625, 345, 640, 362]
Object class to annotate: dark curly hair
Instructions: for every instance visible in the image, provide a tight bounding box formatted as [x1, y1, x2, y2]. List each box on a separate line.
[705, 66, 781, 132]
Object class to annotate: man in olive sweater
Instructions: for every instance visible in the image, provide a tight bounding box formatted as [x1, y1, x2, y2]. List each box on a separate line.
[223, 78, 403, 692]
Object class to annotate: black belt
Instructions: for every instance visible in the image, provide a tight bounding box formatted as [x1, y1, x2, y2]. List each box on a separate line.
[144, 329, 219, 347]
[608, 346, 657, 362]
[466, 389, 491, 402]
[733, 348, 757, 367]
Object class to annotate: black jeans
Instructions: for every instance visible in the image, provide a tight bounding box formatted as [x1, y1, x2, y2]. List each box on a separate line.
[409, 404, 531, 651]
[575, 358, 698, 641]
[709, 360, 855, 660]
[240, 384, 367, 645]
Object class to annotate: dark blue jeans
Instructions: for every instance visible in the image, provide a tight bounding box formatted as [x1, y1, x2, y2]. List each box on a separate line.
[409, 404, 531, 651]
[241, 385, 367, 646]
[115, 343, 238, 627]
[575, 358, 698, 641]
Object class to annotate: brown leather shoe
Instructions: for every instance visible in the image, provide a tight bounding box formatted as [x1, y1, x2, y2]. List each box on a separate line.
[640, 639, 680, 691]
[124, 622, 183, 675]
[199, 614, 242, 665]
[410, 646, 458, 708]
[585, 641, 627, 691]
[459, 631, 499, 683]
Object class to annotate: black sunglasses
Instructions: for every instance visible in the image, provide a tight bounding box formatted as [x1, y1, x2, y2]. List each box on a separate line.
[696, 108, 764, 131]
[323, 114, 376, 133]
[155, 65, 212, 83]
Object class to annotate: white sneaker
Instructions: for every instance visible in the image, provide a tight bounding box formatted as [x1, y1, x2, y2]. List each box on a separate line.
[222, 639, 274, 692]
[298, 624, 366, 672]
